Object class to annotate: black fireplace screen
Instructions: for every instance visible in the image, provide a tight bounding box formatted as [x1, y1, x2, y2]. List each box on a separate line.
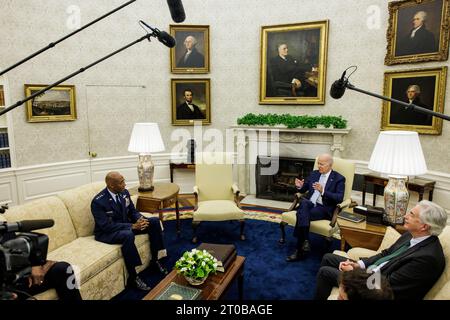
[256, 156, 315, 202]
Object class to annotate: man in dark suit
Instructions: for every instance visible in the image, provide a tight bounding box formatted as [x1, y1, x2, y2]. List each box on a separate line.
[396, 11, 437, 56]
[177, 35, 204, 68]
[91, 171, 167, 291]
[269, 43, 309, 97]
[390, 84, 433, 126]
[315, 200, 447, 300]
[176, 89, 205, 120]
[286, 154, 345, 262]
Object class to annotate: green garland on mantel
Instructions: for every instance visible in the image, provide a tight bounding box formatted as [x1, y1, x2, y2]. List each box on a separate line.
[236, 113, 348, 129]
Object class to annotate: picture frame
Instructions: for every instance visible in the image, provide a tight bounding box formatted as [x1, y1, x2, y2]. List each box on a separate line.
[25, 84, 77, 123]
[381, 67, 447, 134]
[171, 79, 211, 125]
[385, 0, 449, 65]
[259, 20, 329, 105]
[170, 25, 210, 74]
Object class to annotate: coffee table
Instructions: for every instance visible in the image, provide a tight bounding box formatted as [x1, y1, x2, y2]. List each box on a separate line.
[143, 256, 245, 300]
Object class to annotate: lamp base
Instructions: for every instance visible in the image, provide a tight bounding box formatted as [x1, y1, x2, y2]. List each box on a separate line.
[137, 154, 155, 193]
[138, 186, 154, 192]
[384, 176, 409, 225]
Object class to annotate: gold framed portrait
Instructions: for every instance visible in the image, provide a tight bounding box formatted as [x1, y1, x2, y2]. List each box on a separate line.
[25, 84, 77, 123]
[381, 67, 447, 134]
[170, 25, 210, 74]
[259, 20, 329, 105]
[385, 0, 450, 65]
[171, 79, 211, 125]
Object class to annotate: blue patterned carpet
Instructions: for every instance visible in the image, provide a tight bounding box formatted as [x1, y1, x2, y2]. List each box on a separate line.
[113, 209, 340, 300]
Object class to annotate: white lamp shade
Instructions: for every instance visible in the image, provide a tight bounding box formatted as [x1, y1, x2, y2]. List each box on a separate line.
[128, 123, 165, 153]
[368, 130, 427, 176]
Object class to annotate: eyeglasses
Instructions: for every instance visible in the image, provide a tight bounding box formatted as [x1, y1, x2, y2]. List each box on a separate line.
[317, 162, 330, 167]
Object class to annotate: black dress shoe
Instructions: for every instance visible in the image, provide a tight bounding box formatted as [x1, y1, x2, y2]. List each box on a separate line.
[128, 276, 151, 291]
[153, 260, 168, 275]
[286, 250, 305, 262]
[302, 240, 311, 253]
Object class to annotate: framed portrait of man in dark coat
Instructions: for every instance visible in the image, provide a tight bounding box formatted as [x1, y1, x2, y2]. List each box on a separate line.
[170, 25, 210, 74]
[385, 0, 449, 65]
[381, 67, 447, 135]
[171, 79, 211, 125]
[259, 20, 329, 105]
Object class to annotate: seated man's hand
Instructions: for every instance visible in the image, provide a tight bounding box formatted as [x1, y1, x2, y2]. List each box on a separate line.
[139, 217, 150, 230]
[339, 260, 360, 272]
[132, 217, 149, 231]
[295, 178, 304, 188]
[312, 182, 323, 193]
[28, 261, 57, 287]
[29, 266, 46, 287]
[292, 78, 302, 89]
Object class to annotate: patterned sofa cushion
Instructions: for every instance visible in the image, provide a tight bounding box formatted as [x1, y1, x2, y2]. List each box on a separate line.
[47, 233, 149, 285]
[58, 182, 105, 237]
[3, 196, 77, 252]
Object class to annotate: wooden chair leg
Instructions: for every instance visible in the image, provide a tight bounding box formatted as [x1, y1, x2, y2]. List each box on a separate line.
[239, 219, 245, 241]
[279, 221, 287, 244]
[192, 221, 200, 244]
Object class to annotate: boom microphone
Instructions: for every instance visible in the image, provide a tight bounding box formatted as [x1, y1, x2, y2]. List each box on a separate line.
[329, 70, 348, 99]
[0, 219, 55, 233]
[139, 20, 176, 48]
[167, 0, 186, 23]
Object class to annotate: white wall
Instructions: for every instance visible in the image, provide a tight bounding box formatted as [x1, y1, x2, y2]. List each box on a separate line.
[0, 0, 449, 211]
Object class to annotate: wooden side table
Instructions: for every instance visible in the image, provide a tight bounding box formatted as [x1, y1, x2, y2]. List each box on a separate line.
[338, 209, 387, 251]
[129, 182, 181, 234]
[362, 173, 436, 206]
[170, 162, 195, 183]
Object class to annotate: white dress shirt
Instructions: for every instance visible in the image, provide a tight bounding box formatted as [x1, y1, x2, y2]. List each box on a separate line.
[108, 189, 120, 203]
[410, 25, 422, 38]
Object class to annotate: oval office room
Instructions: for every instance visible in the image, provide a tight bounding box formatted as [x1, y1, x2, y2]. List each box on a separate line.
[1, 0, 450, 312]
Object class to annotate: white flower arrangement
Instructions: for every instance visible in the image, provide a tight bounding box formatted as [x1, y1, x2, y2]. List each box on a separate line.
[174, 248, 218, 280]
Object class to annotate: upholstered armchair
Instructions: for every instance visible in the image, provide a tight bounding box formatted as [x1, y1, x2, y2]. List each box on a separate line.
[279, 157, 355, 243]
[191, 152, 245, 243]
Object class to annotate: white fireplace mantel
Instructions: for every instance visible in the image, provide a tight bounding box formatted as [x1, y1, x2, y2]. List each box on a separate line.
[231, 125, 352, 194]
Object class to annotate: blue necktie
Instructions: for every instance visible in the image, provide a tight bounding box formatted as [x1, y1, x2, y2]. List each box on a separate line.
[116, 194, 123, 211]
[310, 174, 326, 206]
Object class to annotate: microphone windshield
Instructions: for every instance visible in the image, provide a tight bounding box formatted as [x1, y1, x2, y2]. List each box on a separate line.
[167, 0, 186, 23]
[18, 219, 55, 232]
[330, 80, 347, 99]
[157, 31, 176, 48]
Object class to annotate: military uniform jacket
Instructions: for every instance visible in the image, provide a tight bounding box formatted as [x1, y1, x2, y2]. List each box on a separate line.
[91, 188, 142, 236]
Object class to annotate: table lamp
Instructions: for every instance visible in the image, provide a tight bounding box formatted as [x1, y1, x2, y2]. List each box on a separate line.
[368, 130, 427, 225]
[128, 123, 165, 192]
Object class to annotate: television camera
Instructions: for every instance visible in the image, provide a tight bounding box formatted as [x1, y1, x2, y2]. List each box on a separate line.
[0, 219, 54, 299]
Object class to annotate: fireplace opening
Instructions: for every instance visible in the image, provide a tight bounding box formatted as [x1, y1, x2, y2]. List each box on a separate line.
[256, 156, 315, 202]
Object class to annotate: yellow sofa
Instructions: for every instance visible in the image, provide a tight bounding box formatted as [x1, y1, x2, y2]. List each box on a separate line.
[1, 182, 152, 300]
[329, 226, 450, 300]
